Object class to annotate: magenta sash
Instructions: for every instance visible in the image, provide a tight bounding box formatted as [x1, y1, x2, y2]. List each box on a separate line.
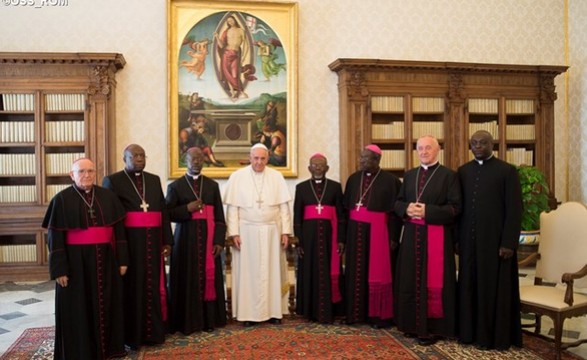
[66, 227, 113, 245]
[303, 204, 342, 303]
[410, 218, 444, 318]
[350, 208, 393, 319]
[124, 211, 162, 227]
[123, 211, 168, 320]
[191, 205, 217, 301]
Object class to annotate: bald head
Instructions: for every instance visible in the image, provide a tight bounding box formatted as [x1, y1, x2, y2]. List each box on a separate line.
[416, 135, 441, 166]
[186, 147, 204, 175]
[70, 158, 96, 191]
[123, 144, 146, 172]
[470, 130, 494, 160]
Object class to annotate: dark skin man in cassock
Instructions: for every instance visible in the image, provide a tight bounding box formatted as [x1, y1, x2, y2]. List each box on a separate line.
[343, 144, 402, 328]
[294, 153, 346, 323]
[394, 135, 460, 346]
[166, 147, 227, 334]
[457, 130, 523, 350]
[102, 144, 173, 349]
[43, 158, 129, 360]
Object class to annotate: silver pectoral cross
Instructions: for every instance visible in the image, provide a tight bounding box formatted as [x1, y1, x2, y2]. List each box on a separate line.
[316, 203, 324, 214]
[140, 200, 150, 212]
[88, 208, 96, 219]
[355, 201, 363, 211]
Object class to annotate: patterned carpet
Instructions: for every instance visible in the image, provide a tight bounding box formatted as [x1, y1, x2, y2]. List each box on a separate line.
[0, 318, 583, 360]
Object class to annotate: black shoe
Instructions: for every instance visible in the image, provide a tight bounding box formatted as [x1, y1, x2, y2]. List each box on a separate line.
[475, 344, 490, 350]
[204, 327, 214, 332]
[268, 318, 282, 325]
[418, 337, 437, 346]
[403, 332, 417, 338]
[243, 321, 254, 327]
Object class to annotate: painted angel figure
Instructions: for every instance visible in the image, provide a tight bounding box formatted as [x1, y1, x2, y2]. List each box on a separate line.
[180, 38, 210, 80]
[255, 38, 286, 81]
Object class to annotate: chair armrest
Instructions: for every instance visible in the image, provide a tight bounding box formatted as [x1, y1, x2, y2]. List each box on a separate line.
[562, 264, 587, 306]
[518, 252, 540, 268]
[562, 264, 587, 282]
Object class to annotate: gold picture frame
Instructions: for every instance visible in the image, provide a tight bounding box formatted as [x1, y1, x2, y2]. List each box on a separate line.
[168, 0, 298, 178]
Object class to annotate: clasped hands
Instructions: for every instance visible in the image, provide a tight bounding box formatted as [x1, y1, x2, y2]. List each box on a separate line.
[406, 202, 426, 219]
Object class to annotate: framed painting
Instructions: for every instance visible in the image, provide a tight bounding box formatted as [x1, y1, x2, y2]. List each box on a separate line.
[168, 0, 298, 178]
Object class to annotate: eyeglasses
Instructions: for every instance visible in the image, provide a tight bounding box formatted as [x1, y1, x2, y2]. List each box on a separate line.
[74, 169, 96, 175]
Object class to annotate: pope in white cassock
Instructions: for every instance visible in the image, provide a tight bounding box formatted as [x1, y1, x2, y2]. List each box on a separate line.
[223, 143, 292, 326]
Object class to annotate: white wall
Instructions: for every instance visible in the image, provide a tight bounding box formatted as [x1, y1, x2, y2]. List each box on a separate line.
[1, 0, 583, 201]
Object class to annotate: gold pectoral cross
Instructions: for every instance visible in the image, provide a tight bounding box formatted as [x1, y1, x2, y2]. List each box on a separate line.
[256, 198, 263, 208]
[88, 208, 96, 219]
[140, 200, 149, 212]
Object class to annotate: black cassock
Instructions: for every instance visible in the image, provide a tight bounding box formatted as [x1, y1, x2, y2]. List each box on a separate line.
[343, 170, 402, 325]
[457, 157, 523, 349]
[102, 170, 173, 347]
[166, 174, 227, 334]
[394, 164, 460, 338]
[42, 185, 128, 360]
[293, 178, 345, 323]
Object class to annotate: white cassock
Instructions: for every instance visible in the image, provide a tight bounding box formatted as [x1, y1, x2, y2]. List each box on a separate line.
[223, 165, 292, 322]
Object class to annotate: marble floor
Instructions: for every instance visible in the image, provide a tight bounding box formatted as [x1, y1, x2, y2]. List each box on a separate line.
[0, 268, 586, 358]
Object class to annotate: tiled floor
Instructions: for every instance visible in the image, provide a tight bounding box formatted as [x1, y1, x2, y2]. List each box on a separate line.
[1, 269, 586, 358]
[0, 280, 55, 354]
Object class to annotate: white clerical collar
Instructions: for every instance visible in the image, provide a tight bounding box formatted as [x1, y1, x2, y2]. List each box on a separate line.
[313, 178, 323, 184]
[188, 173, 200, 180]
[134, 172, 141, 176]
[420, 161, 439, 170]
[475, 154, 493, 165]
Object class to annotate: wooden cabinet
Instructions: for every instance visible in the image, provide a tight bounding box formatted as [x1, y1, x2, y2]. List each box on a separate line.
[329, 59, 567, 188]
[0, 52, 125, 281]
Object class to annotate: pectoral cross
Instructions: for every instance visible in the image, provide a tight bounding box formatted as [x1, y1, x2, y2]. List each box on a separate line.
[140, 200, 149, 212]
[315, 203, 324, 214]
[256, 198, 263, 208]
[355, 201, 363, 212]
[88, 208, 96, 219]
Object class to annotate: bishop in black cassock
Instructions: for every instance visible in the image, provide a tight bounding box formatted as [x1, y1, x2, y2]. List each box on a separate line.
[102, 144, 173, 348]
[457, 130, 523, 350]
[293, 153, 345, 323]
[394, 135, 460, 345]
[343, 145, 402, 328]
[43, 158, 128, 360]
[166, 147, 227, 334]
